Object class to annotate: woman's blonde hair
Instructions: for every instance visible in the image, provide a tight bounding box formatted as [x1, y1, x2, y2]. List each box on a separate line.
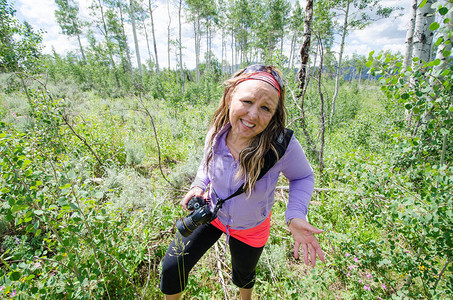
[205, 65, 287, 195]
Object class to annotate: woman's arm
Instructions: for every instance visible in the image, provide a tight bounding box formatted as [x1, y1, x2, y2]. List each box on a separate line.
[280, 136, 315, 224]
[281, 136, 324, 265]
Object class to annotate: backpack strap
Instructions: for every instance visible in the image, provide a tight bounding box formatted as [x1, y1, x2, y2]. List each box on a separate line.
[211, 128, 293, 219]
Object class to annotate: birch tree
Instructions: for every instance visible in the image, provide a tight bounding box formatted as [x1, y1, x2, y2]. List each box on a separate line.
[129, 0, 142, 76]
[177, 0, 184, 89]
[288, 1, 304, 69]
[268, 0, 291, 58]
[185, 0, 204, 81]
[55, 0, 87, 61]
[148, 0, 159, 72]
[90, 0, 121, 87]
[167, 1, 172, 70]
[298, 0, 313, 95]
[412, 0, 436, 64]
[104, 0, 132, 74]
[0, 1, 43, 73]
[329, 0, 401, 122]
[402, 0, 417, 72]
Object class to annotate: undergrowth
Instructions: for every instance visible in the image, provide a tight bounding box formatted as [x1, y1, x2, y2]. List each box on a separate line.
[0, 71, 451, 299]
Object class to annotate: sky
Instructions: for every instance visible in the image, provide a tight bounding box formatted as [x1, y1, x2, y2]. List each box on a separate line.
[13, 0, 412, 70]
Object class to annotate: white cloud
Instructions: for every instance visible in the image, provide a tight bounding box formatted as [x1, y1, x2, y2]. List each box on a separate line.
[14, 0, 414, 69]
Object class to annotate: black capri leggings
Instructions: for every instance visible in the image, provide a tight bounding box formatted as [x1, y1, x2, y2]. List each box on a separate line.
[160, 223, 264, 295]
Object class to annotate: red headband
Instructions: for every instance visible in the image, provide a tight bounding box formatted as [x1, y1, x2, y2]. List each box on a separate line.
[235, 71, 281, 98]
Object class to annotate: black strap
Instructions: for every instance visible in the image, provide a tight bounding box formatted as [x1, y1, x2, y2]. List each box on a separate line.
[211, 129, 293, 219]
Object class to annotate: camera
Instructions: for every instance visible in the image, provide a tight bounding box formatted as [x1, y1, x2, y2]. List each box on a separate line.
[176, 196, 213, 237]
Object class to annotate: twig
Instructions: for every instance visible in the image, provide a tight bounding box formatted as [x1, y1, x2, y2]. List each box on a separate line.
[263, 248, 284, 299]
[433, 258, 452, 291]
[60, 111, 103, 166]
[141, 245, 153, 299]
[136, 94, 177, 188]
[214, 242, 230, 300]
[96, 249, 141, 300]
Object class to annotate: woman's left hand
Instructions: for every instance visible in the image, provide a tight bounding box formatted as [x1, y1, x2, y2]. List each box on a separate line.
[288, 218, 325, 266]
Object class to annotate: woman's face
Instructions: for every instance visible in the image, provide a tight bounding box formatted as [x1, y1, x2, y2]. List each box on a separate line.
[227, 80, 279, 145]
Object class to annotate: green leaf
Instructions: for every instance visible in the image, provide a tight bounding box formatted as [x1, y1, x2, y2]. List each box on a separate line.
[10, 271, 21, 281]
[26, 274, 35, 280]
[34, 210, 44, 215]
[439, 7, 448, 15]
[401, 93, 410, 100]
[429, 22, 440, 31]
[68, 170, 77, 180]
[0, 187, 10, 193]
[22, 159, 32, 168]
[94, 192, 104, 199]
[69, 203, 79, 210]
[440, 128, 449, 135]
[419, 0, 428, 8]
[441, 50, 451, 58]
[60, 183, 71, 189]
[11, 205, 25, 213]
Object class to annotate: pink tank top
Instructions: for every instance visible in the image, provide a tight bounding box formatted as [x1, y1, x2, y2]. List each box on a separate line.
[211, 212, 271, 248]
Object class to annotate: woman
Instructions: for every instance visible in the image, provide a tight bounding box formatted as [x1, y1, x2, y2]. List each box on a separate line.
[160, 65, 325, 300]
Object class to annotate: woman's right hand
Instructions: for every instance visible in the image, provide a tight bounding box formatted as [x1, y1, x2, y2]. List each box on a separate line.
[180, 187, 204, 210]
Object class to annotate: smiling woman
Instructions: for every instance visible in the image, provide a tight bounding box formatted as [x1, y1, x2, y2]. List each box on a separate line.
[226, 80, 279, 158]
[160, 64, 325, 300]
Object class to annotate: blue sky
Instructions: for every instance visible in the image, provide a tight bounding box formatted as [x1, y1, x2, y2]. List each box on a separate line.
[13, 0, 412, 69]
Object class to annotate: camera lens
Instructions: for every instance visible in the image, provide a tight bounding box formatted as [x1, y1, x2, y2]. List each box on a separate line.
[176, 217, 197, 237]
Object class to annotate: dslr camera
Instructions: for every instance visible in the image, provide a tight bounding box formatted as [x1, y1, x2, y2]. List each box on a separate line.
[176, 196, 213, 237]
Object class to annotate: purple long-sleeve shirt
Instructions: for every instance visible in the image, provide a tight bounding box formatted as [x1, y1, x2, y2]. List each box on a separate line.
[191, 123, 314, 230]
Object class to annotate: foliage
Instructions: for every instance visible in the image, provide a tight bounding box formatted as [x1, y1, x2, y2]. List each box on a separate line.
[0, 0, 43, 73]
[1, 1, 452, 298]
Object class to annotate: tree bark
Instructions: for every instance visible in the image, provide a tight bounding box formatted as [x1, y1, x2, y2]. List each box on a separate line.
[289, 33, 298, 69]
[330, 0, 350, 123]
[194, 17, 201, 82]
[297, 0, 315, 150]
[129, 0, 142, 77]
[148, 0, 160, 73]
[402, 0, 417, 73]
[117, 5, 132, 73]
[76, 32, 86, 61]
[96, 0, 120, 88]
[167, 0, 171, 70]
[412, 0, 435, 64]
[143, 22, 154, 66]
[178, 0, 184, 90]
[297, 0, 313, 96]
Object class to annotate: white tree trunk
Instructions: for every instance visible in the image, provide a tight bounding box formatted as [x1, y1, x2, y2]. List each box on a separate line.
[402, 0, 418, 72]
[412, 0, 436, 64]
[330, 0, 350, 122]
[178, 0, 184, 90]
[167, 0, 171, 70]
[194, 17, 201, 82]
[129, 0, 142, 76]
[148, 0, 160, 73]
[143, 22, 154, 65]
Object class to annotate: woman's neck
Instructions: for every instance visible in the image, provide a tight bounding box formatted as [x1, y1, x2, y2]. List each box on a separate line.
[226, 131, 249, 160]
